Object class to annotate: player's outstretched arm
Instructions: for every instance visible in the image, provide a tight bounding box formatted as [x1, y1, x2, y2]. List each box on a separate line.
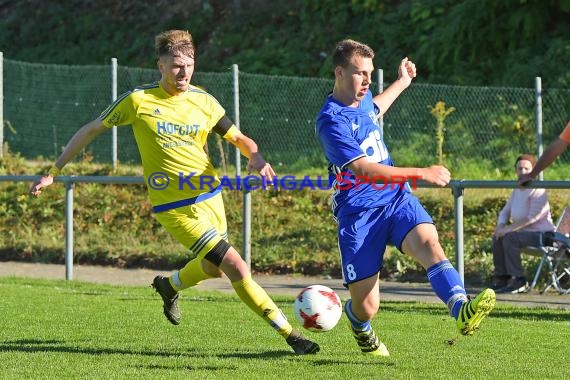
[418, 165, 451, 187]
[226, 130, 275, 181]
[349, 158, 450, 187]
[372, 57, 416, 116]
[29, 119, 108, 196]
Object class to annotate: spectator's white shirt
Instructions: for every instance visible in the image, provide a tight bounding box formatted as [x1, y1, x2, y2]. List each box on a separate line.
[498, 188, 555, 232]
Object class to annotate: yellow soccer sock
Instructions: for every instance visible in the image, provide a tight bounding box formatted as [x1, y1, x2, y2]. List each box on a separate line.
[170, 258, 213, 291]
[232, 275, 293, 338]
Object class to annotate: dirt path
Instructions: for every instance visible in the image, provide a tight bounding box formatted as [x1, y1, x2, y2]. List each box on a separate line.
[1, 261, 569, 309]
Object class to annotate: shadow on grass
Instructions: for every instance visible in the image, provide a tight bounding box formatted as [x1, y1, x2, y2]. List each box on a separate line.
[217, 350, 298, 359]
[140, 363, 238, 372]
[1, 339, 296, 361]
[0, 338, 197, 358]
[379, 301, 570, 322]
[218, 351, 397, 366]
[489, 308, 570, 322]
[380, 302, 446, 314]
[312, 358, 395, 367]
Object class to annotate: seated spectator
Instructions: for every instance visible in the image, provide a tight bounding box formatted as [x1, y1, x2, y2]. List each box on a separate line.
[492, 154, 555, 293]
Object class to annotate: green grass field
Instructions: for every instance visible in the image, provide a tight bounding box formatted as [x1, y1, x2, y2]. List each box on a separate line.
[1, 277, 568, 379]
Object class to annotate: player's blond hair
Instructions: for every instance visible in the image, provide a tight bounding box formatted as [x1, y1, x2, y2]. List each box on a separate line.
[155, 30, 195, 58]
[332, 39, 375, 68]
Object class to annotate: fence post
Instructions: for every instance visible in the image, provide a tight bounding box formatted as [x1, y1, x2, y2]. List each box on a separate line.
[451, 182, 465, 283]
[0, 52, 3, 159]
[243, 187, 252, 269]
[111, 58, 118, 170]
[233, 64, 251, 268]
[233, 64, 241, 175]
[535, 77, 543, 181]
[65, 178, 74, 280]
[376, 68, 383, 137]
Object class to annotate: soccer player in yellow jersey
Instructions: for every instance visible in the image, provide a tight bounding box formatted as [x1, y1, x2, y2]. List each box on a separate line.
[29, 29, 319, 355]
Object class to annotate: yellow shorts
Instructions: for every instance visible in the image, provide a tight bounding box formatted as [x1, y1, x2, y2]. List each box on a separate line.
[154, 193, 228, 258]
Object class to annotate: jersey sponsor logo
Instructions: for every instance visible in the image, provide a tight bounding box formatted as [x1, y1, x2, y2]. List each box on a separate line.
[360, 130, 388, 162]
[156, 121, 199, 136]
[162, 140, 194, 149]
[153, 108, 161, 115]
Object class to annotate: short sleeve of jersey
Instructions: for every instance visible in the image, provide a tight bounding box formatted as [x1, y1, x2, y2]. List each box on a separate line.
[559, 120, 570, 144]
[317, 113, 365, 169]
[199, 90, 226, 132]
[99, 91, 137, 128]
[222, 125, 240, 141]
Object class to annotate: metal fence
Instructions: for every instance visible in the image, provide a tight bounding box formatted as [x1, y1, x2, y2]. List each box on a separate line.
[3, 57, 570, 286]
[3, 174, 569, 283]
[2, 56, 570, 175]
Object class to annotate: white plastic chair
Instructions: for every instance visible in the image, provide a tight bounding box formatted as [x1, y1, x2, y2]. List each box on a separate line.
[522, 206, 570, 294]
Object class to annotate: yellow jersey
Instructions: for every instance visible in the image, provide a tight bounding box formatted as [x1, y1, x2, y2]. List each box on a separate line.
[100, 81, 234, 212]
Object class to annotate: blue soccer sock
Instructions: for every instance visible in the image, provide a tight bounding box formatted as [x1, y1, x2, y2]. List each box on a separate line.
[426, 259, 468, 319]
[344, 299, 371, 332]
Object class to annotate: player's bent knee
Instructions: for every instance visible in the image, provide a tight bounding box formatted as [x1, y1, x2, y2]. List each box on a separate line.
[202, 240, 231, 277]
[201, 260, 223, 278]
[202, 240, 251, 281]
[403, 236, 447, 267]
[219, 249, 251, 282]
[204, 239, 231, 266]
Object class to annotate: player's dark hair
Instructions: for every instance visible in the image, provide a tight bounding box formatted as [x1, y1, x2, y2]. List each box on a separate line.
[155, 30, 195, 59]
[515, 153, 536, 168]
[332, 39, 375, 68]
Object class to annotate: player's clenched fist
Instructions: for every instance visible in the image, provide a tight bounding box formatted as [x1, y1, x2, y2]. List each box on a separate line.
[420, 165, 451, 187]
[398, 57, 417, 87]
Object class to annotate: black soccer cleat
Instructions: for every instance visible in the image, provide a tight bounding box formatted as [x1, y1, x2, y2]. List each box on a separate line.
[152, 275, 181, 325]
[286, 329, 320, 355]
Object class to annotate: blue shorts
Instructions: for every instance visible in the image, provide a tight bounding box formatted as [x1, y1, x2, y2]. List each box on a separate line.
[337, 192, 433, 285]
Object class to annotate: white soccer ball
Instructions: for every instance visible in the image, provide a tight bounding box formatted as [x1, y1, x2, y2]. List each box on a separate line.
[294, 285, 342, 332]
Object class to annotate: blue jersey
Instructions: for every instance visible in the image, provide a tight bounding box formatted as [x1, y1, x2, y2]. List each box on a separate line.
[315, 91, 410, 219]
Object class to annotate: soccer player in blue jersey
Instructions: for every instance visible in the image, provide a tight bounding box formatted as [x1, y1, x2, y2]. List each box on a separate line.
[29, 29, 319, 355]
[315, 39, 495, 356]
